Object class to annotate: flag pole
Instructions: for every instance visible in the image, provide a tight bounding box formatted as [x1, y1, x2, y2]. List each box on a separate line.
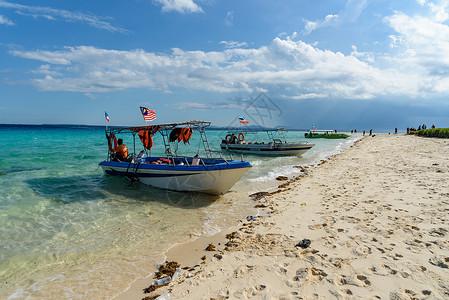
[105, 110, 110, 131]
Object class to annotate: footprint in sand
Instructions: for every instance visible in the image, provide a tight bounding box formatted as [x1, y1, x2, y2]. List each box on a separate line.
[294, 267, 327, 283]
[356, 275, 371, 286]
[352, 245, 372, 256]
[239, 285, 268, 298]
[234, 265, 255, 277]
[428, 256, 449, 269]
[335, 274, 371, 287]
[369, 264, 398, 276]
[429, 227, 447, 237]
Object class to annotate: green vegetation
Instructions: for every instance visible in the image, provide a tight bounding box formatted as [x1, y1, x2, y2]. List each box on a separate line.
[412, 128, 449, 138]
[305, 133, 350, 139]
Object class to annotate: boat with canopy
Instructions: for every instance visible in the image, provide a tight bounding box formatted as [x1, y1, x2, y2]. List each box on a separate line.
[220, 129, 314, 156]
[99, 121, 251, 194]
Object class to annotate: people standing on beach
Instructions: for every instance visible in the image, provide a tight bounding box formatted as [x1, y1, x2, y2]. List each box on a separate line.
[395, 128, 397, 134]
[363, 130, 365, 135]
[369, 129, 373, 136]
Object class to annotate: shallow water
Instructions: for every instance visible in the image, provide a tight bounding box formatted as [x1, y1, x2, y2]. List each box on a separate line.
[0, 125, 360, 299]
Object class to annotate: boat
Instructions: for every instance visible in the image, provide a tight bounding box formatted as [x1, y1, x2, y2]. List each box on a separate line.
[220, 129, 314, 156]
[99, 121, 251, 195]
[304, 129, 349, 139]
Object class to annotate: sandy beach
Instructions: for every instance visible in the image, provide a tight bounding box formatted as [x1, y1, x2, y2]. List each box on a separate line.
[117, 134, 449, 300]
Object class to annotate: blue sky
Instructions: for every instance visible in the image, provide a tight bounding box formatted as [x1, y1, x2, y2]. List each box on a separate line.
[1, 0, 449, 129]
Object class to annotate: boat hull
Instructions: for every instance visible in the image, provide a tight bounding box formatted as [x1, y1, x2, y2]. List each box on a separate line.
[220, 143, 314, 156]
[99, 158, 251, 195]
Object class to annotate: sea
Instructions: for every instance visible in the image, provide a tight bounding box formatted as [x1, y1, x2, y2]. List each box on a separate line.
[0, 124, 362, 299]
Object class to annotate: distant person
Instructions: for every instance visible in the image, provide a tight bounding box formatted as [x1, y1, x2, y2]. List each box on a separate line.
[432, 124, 436, 128]
[363, 130, 365, 135]
[418, 125, 421, 130]
[354, 129, 357, 133]
[395, 128, 397, 134]
[351, 130, 353, 134]
[116, 138, 129, 162]
[407, 127, 410, 134]
[369, 129, 373, 136]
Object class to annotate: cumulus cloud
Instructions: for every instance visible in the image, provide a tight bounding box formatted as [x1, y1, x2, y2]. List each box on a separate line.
[0, 1, 129, 33]
[9, 37, 427, 99]
[303, 0, 367, 34]
[9, 3, 449, 101]
[418, 0, 449, 22]
[385, 7, 449, 82]
[0, 14, 14, 25]
[152, 0, 203, 13]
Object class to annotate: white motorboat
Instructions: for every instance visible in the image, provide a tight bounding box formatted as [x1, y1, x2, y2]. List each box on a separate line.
[99, 121, 251, 195]
[220, 129, 314, 156]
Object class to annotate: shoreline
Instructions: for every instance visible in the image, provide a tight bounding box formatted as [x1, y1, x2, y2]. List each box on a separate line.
[113, 136, 364, 300]
[118, 134, 449, 299]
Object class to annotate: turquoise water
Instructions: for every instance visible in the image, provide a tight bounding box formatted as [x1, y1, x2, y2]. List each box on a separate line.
[0, 125, 360, 299]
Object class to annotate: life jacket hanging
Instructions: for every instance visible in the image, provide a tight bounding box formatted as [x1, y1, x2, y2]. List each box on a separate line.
[138, 129, 153, 150]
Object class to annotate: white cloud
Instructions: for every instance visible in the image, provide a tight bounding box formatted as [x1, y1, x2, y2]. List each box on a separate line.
[385, 9, 449, 77]
[0, 14, 14, 25]
[174, 102, 244, 110]
[0, 1, 129, 33]
[9, 37, 431, 99]
[152, 0, 203, 13]
[225, 11, 233, 26]
[219, 40, 248, 49]
[303, 0, 367, 34]
[418, 0, 449, 22]
[286, 93, 327, 100]
[9, 3, 449, 101]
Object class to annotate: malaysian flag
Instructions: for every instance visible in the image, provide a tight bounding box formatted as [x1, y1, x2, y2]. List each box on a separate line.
[239, 116, 249, 124]
[105, 110, 110, 122]
[140, 106, 156, 121]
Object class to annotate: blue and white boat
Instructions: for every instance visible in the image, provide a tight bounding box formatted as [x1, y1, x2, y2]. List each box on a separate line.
[99, 121, 251, 195]
[220, 129, 314, 156]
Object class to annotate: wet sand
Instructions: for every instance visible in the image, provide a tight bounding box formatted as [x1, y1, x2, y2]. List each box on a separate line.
[116, 134, 449, 299]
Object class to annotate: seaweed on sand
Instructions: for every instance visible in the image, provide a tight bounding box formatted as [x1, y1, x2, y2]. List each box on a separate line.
[154, 261, 181, 279]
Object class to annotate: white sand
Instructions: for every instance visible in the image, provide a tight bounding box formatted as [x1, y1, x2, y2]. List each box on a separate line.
[117, 134, 449, 300]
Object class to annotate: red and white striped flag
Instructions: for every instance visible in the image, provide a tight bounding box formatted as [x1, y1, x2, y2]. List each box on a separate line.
[140, 106, 156, 121]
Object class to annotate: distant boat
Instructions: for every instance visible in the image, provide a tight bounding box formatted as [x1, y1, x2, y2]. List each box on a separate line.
[305, 129, 349, 139]
[220, 129, 314, 156]
[99, 121, 251, 195]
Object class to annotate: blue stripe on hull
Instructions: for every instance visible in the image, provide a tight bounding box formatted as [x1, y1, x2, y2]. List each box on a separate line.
[104, 169, 196, 178]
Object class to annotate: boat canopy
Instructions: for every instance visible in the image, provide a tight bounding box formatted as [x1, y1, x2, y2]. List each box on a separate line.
[106, 120, 211, 135]
[104, 121, 219, 162]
